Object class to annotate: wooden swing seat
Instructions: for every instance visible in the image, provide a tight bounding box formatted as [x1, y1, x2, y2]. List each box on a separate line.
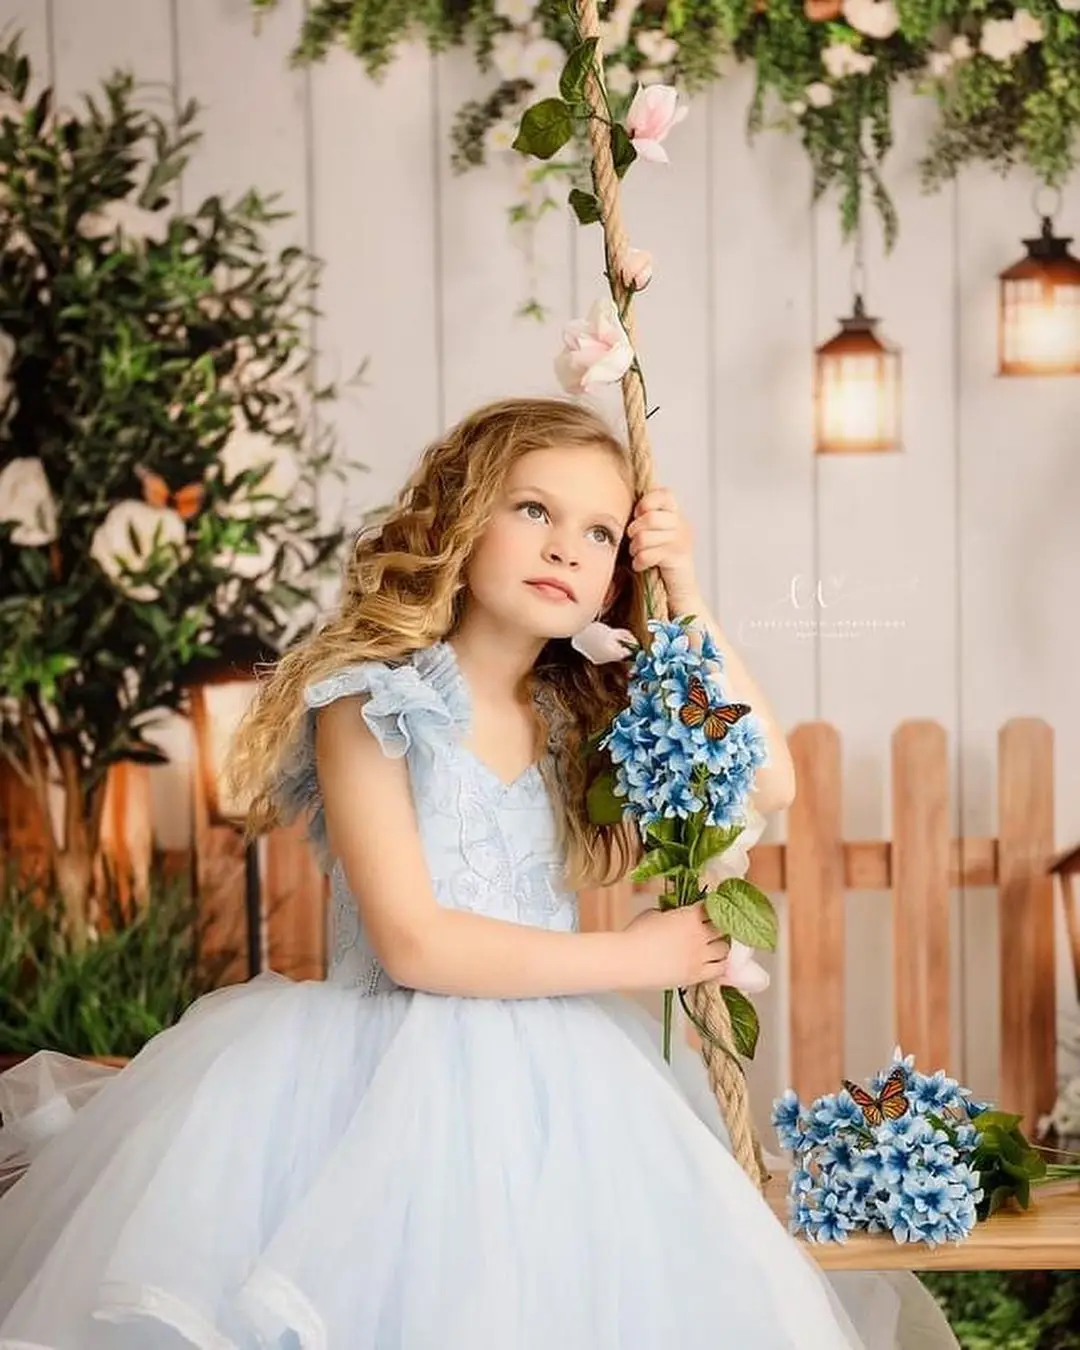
[765, 1172, 1080, 1271]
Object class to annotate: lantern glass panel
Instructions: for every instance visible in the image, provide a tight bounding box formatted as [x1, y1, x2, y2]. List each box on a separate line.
[816, 348, 900, 453]
[1000, 276, 1080, 374]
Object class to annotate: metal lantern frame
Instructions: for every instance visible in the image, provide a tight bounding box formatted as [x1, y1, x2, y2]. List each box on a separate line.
[814, 293, 902, 455]
[998, 197, 1080, 377]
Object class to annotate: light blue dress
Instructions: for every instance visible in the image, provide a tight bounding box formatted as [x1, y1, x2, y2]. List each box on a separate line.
[0, 642, 957, 1350]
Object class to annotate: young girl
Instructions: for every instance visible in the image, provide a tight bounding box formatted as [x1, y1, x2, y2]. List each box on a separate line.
[0, 397, 956, 1349]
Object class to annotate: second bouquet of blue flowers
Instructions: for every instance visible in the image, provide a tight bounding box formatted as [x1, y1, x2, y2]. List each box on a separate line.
[584, 617, 774, 1064]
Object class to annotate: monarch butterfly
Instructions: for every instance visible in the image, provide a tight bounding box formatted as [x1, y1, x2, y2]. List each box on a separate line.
[842, 1066, 910, 1126]
[677, 677, 751, 742]
[136, 466, 205, 520]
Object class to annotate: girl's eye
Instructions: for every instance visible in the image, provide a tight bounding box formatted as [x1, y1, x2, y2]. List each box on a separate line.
[588, 525, 616, 546]
[519, 501, 548, 522]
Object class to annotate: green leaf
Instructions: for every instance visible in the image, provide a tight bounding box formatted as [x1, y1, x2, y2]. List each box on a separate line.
[690, 822, 744, 870]
[721, 985, 760, 1060]
[644, 816, 681, 847]
[629, 845, 688, 884]
[568, 187, 601, 225]
[704, 877, 778, 951]
[973, 1111, 1024, 1133]
[559, 38, 599, 103]
[610, 122, 637, 178]
[585, 771, 625, 826]
[513, 98, 574, 160]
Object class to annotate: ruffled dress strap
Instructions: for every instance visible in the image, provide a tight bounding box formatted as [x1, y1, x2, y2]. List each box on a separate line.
[273, 642, 469, 869]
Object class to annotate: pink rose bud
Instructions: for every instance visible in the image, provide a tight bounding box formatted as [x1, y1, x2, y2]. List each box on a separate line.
[721, 940, 770, 996]
[625, 84, 688, 164]
[619, 247, 654, 292]
[570, 620, 638, 664]
[554, 298, 635, 395]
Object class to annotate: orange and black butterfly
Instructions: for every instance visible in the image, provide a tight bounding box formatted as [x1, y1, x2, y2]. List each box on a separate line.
[842, 1066, 910, 1126]
[136, 465, 205, 520]
[678, 677, 751, 742]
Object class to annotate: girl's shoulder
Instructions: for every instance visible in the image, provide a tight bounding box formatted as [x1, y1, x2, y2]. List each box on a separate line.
[273, 642, 471, 868]
[302, 642, 470, 754]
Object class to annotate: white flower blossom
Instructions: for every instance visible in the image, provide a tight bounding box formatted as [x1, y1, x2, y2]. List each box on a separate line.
[604, 63, 635, 96]
[90, 500, 188, 601]
[806, 81, 835, 108]
[0, 457, 57, 547]
[822, 42, 876, 79]
[519, 37, 565, 92]
[484, 118, 519, 157]
[841, 0, 900, 40]
[493, 0, 534, 24]
[218, 419, 300, 520]
[635, 29, 679, 66]
[980, 16, 1029, 61]
[1013, 8, 1045, 43]
[598, 0, 639, 54]
[949, 34, 973, 60]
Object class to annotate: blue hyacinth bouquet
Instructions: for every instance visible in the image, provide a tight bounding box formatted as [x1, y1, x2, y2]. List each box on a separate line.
[583, 617, 773, 1064]
[771, 1047, 1080, 1247]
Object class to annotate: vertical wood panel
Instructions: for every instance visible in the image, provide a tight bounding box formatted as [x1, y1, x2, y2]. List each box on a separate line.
[436, 50, 572, 424]
[709, 65, 817, 1123]
[997, 718, 1055, 1130]
[787, 722, 845, 1101]
[814, 91, 961, 1085]
[957, 163, 1080, 1101]
[51, 0, 172, 109]
[1, 0, 50, 75]
[176, 0, 307, 241]
[892, 720, 951, 1073]
[310, 43, 441, 522]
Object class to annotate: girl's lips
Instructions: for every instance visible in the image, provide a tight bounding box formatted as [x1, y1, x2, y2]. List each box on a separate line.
[525, 580, 575, 602]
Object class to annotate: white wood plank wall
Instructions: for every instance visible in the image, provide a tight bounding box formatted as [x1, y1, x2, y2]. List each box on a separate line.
[6, 0, 1078, 1124]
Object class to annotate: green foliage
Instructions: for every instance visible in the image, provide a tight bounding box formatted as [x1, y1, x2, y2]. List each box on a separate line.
[258, 0, 1080, 253]
[0, 865, 236, 1058]
[0, 35, 352, 862]
[704, 876, 778, 952]
[920, 1270, 1080, 1350]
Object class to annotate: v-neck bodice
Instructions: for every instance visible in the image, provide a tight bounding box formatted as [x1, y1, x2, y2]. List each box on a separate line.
[276, 642, 579, 995]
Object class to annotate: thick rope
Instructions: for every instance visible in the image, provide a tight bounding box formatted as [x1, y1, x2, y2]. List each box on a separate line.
[575, 0, 766, 1192]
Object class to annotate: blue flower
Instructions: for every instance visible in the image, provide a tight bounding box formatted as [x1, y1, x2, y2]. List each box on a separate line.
[908, 1069, 964, 1115]
[807, 1190, 852, 1244]
[831, 1090, 865, 1130]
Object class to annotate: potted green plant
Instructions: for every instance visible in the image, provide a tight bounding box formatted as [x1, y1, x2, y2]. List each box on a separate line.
[0, 33, 353, 958]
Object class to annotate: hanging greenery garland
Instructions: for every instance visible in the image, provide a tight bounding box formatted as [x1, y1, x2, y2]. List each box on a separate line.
[255, 1, 1080, 267]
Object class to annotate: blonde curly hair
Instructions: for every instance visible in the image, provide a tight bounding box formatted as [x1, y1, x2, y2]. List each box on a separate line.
[226, 395, 651, 889]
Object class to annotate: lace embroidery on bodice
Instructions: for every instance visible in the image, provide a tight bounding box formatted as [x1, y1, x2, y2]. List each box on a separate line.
[279, 642, 578, 994]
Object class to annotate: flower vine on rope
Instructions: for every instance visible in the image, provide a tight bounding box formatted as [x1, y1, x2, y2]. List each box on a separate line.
[263, 1, 1080, 280]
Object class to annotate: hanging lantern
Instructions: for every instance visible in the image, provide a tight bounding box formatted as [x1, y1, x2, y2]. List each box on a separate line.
[184, 634, 269, 977]
[814, 294, 902, 454]
[998, 209, 1080, 377]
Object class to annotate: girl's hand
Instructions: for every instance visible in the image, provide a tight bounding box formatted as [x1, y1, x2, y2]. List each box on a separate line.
[621, 901, 729, 992]
[626, 486, 699, 613]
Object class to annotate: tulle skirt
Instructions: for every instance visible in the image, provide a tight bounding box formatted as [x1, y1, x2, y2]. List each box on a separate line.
[0, 973, 956, 1349]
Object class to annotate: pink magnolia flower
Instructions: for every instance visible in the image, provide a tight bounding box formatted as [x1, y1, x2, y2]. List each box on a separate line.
[570, 620, 638, 664]
[625, 84, 688, 164]
[721, 940, 770, 996]
[619, 247, 654, 292]
[554, 298, 634, 394]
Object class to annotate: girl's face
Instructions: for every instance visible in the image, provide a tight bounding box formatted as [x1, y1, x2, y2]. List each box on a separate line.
[464, 443, 634, 641]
